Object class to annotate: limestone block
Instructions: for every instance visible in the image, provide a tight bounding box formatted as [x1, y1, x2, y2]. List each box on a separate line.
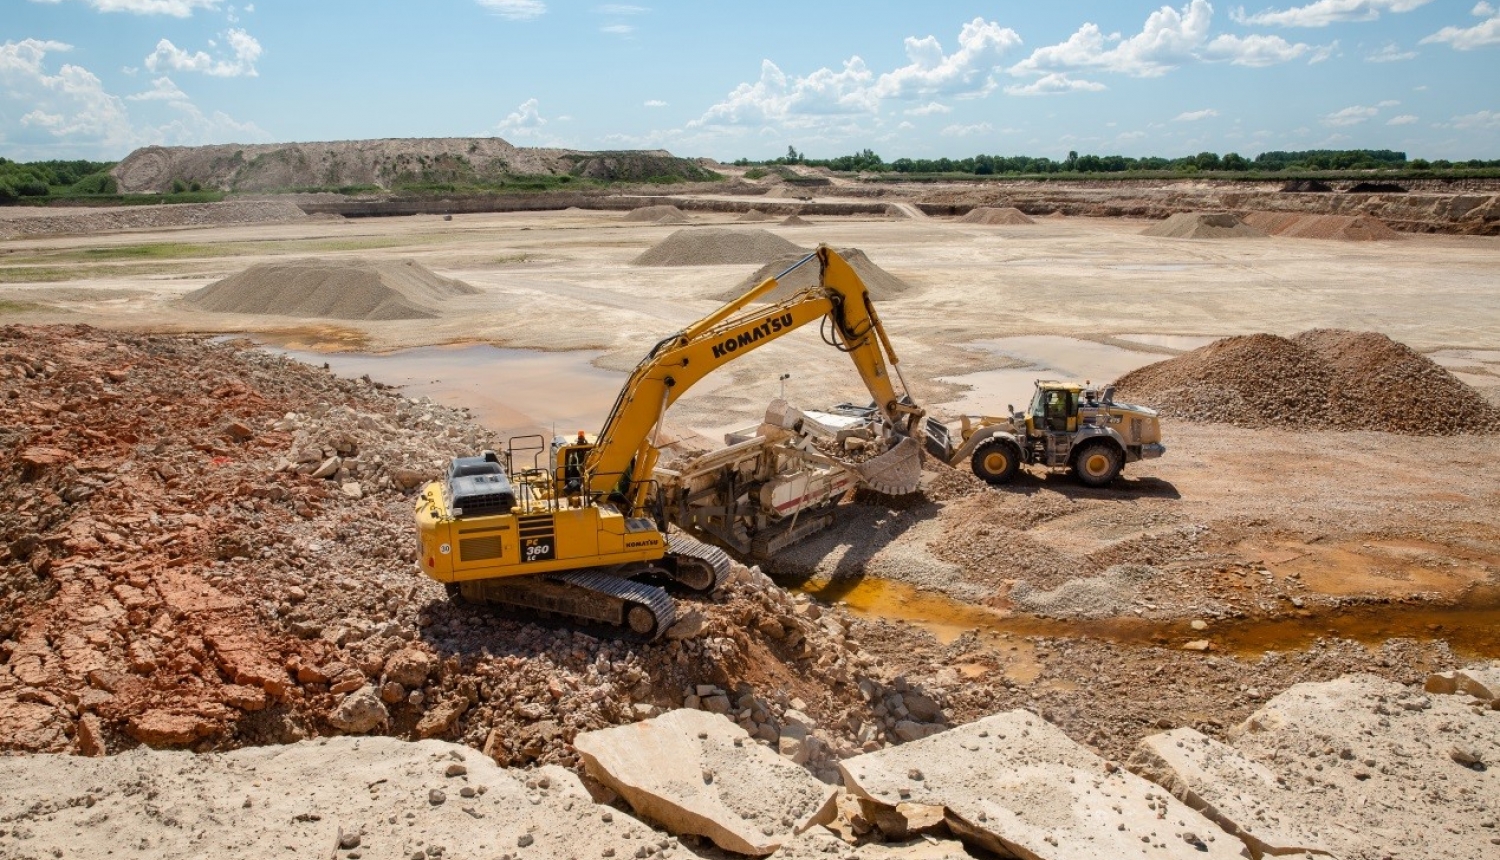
[839, 710, 1243, 860]
[573, 708, 837, 856]
[1131, 727, 1330, 857]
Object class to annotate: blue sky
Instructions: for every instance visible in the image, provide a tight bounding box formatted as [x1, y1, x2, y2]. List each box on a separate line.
[3, 0, 1497, 162]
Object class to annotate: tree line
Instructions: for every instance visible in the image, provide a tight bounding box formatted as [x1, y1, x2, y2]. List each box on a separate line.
[738, 147, 1500, 176]
[0, 158, 117, 202]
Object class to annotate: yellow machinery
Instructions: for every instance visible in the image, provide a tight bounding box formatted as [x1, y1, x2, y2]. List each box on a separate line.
[414, 247, 929, 638]
[924, 379, 1165, 487]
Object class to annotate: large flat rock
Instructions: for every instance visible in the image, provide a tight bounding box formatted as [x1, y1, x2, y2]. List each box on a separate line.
[1225, 673, 1500, 860]
[1425, 662, 1500, 704]
[573, 708, 837, 856]
[839, 710, 1244, 860]
[0, 736, 659, 859]
[1131, 728, 1331, 857]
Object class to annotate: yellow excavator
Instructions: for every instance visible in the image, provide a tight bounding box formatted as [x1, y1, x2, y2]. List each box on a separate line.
[414, 246, 929, 639]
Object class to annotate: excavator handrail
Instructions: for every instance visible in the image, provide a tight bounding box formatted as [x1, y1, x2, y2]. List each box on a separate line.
[578, 245, 923, 500]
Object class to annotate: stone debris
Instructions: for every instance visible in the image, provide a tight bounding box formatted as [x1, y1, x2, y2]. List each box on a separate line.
[1129, 728, 1331, 857]
[184, 258, 480, 321]
[632, 228, 807, 266]
[1224, 673, 1499, 860]
[1425, 664, 1500, 705]
[959, 206, 1035, 225]
[773, 826, 973, 859]
[1142, 212, 1266, 239]
[573, 708, 837, 856]
[839, 710, 1243, 860]
[0, 736, 660, 859]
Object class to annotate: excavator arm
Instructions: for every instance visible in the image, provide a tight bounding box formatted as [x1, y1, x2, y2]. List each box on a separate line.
[574, 246, 925, 503]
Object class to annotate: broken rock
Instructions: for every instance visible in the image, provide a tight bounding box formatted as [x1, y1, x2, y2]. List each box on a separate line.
[327, 686, 388, 734]
[574, 708, 837, 856]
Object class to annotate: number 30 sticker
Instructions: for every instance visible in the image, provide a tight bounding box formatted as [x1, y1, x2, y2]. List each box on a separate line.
[439, 544, 451, 555]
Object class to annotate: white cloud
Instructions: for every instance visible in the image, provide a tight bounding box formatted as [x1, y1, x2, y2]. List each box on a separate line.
[1174, 108, 1219, 121]
[1322, 104, 1378, 125]
[689, 57, 877, 128]
[601, 24, 632, 35]
[905, 102, 952, 116]
[497, 98, 547, 137]
[1202, 32, 1314, 65]
[643, 99, 666, 108]
[1117, 130, 1147, 140]
[1366, 42, 1417, 61]
[1010, 1, 1215, 78]
[1377, 99, 1400, 107]
[126, 75, 187, 101]
[1420, 2, 1500, 49]
[27, 0, 223, 16]
[1231, 0, 1433, 28]
[1448, 109, 1500, 128]
[1386, 114, 1418, 124]
[871, 18, 1021, 99]
[941, 122, 992, 137]
[145, 28, 262, 77]
[1004, 72, 1108, 96]
[476, 0, 546, 20]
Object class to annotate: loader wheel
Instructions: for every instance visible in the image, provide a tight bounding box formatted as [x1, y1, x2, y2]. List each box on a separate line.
[1072, 441, 1123, 488]
[970, 438, 1021, 485]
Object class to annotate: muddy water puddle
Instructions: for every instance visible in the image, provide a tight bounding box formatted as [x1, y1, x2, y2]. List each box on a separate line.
[264, 343, 626, 437]
[792, 574, 1500, 660]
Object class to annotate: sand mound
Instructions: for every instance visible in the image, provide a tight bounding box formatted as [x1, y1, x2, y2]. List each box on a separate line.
[1142, 212, 1266, 239]
[623, 205, 686, 222]
[632, 228, 809, 267]
[1241, 211, 1307, 235]
[738, 209, 774, 222]
[1279, 214, 1400, 241]
[655, 211, 692, 224]
[713, 247, 914, 303]
[960, 207, 1035, 225]
[1115, 330, 1500, 435]
[184, 259, 479, 321]
[780, 215, 812, 226]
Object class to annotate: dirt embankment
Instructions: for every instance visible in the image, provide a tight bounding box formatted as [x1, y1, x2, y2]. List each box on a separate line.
[0, 201, 307, 240]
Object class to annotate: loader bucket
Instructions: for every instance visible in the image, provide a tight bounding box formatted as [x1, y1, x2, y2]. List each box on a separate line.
[854, 435, 923, 496]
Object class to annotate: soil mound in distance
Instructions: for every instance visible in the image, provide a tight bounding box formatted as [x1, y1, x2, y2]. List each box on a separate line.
[623, 205, 686, 222]
[714, 247, 914, 303]
[1142, 212, 1266, 239]
[1116, 330, 1500, 435]
[632, 228, 808, 267]
[780, 215, 812, 226]
[1279, 215, 1400, 241]
[737, 209, 774, 222]
[961, 207, 1035, 225]
[1241, 211, 1307, 235]
[184, 259, 479, 321]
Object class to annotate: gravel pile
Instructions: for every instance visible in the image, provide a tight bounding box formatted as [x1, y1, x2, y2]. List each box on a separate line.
[737, 209, 774, 222]
[0, 201, 308, 240]
[780, 215, 813, 226]
[623, 205, 686, 223]
[960, 207, 1034, 225]
[184, 258, 479, 320]
[1142, 212, 1266, 239]
[1280, 214, 1401, 241]
[715, 247, 915, 303]
[1115, 330, 1500, 434]
[632, 228, 808, 267]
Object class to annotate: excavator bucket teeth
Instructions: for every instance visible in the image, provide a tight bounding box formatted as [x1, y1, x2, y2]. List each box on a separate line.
[854, 436, 923, 496]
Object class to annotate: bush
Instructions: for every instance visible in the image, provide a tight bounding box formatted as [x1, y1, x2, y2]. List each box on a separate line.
[16, 181, 48, 197]
[0, 181, 16, 204]
[69, 172, 118, 195]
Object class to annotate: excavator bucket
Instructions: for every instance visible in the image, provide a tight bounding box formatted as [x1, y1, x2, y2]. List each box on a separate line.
[853, 435, 923, 496]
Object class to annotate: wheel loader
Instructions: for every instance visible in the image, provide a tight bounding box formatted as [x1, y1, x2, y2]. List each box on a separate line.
[413, 246, 936, 639]
[920, 379, 1165, 487]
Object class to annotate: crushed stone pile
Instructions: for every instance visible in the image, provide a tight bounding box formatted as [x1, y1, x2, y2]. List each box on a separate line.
[1115, 329, 1500, 434]
[183, 258, 479, 321]
[622, 204, 686, 222]
[715, 247, 915, 303]
[960, 206, 1035, 225]
[0, 201, 308, 241]
[1142, 212, 1267, 239]
[1279, 214, 1401, 241]
[780, 214, 812, 226]
[737, 208, 774, 222]
[0, 325, 928, 780]
[632, 227, 808, 267]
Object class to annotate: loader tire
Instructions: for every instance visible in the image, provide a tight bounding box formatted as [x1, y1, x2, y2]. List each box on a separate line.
[1072, 441, 1123, 487]
[970, 438, 1021, 485]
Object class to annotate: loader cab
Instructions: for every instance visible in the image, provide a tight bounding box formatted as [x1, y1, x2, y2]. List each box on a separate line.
[1029, 383, 1080, 434]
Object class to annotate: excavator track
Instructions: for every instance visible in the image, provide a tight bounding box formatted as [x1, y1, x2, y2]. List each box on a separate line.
[457, 569, 676, 641]
[666, 532, 732, 593]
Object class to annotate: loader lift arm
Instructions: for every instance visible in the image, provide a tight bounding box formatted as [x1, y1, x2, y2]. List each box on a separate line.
[569, 246, 926, 508]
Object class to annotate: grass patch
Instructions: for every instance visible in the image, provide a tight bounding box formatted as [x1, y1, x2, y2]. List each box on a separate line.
[0, 299, 45, 314]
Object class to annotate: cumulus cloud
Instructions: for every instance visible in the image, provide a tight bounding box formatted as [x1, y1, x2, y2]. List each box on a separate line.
[27, 0, 223, 16]
[905, 102, 952, 115]
[1386, 114, 1418, 124]
[1420, 2, 1500, 49]
[689, 57, 877, 128]
[1175, 108, 1219, 121]
[476, 0, 546, 20]
[497, 97, 547, 137]
[941, 122, 993, 137]
[1448, 109, 1500, 128]
[1003, 73, 1107, 96]
[145, 28, 261, 77]
[1231, 0, 1433, 28]
[1202, 32, 1315, 64]
[1322, 104, 1379, 125]
[1366, 42, 1418, 60]
[871, 18, 1021, 99]
[126, 75, 187, 101]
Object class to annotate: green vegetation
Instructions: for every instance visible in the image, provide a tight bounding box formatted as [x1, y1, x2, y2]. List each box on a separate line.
[736, 147, 1500, 180]
[0, 299, 44, 314]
